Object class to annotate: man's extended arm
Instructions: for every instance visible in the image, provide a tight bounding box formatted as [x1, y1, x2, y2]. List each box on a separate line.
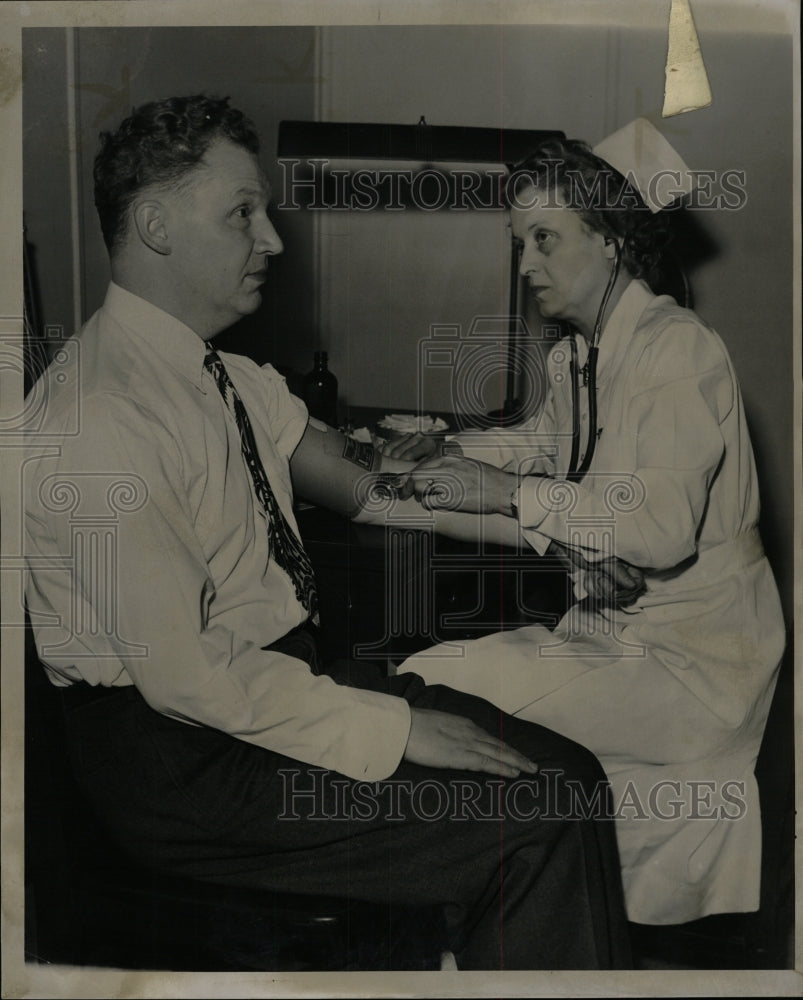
[289, 420, 524, 549]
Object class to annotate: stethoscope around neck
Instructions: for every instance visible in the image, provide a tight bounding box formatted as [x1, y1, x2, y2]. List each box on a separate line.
[565, 239, 621, 483]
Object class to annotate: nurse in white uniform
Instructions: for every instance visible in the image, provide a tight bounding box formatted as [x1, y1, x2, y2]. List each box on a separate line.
[390, 121, 786, 925]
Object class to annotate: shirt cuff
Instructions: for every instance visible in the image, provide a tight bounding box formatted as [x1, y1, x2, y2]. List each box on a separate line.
[518, 477, 613, 560]
[521, 527, 553, 556]
[320, 688, 412, 781]
[515, 475, 552, 530]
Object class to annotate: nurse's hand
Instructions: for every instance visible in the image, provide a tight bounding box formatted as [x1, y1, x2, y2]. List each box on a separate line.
[549, 541, 645, 608]
[399, 455, 516, 515]
[584, 557, 645, 607]
[404, 708, 539, 778]
[380, 432, 447, 462]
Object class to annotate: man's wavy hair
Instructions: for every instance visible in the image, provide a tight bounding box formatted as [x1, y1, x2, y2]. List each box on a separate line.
[506, 137, 672, 284]
[93, 94, 260, 254]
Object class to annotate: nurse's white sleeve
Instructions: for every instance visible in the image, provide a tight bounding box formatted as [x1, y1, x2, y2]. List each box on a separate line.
[515, 322, 731, 569]
[451, 390, 559, 477]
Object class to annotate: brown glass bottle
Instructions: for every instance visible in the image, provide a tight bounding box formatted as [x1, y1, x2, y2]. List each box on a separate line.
[302, 351, 339, 427]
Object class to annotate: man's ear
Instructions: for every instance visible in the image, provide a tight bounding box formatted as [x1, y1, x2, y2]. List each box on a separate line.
[132, 200, 172, 255]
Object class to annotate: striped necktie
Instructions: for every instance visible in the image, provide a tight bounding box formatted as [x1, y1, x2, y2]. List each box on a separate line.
[204, 345, 319, 626]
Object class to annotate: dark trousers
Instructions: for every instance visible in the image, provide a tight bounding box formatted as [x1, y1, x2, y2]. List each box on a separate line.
[57, 636, 631, 970]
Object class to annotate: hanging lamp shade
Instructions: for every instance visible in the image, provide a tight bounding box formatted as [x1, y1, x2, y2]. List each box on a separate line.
[277, 119, 564, 166]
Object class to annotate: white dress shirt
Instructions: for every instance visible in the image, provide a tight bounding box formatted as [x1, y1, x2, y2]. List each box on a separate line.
[25, 283, 411, 782]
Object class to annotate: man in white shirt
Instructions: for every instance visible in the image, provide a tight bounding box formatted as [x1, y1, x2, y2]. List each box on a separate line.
[24, 94, 631, 970]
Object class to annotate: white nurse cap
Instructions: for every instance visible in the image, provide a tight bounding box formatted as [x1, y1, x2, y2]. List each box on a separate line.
[592, 118, 695, 214]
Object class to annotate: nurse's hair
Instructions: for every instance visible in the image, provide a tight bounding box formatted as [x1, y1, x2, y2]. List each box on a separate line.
[94, 94, 260, 254]
[506, 137, 671, 282]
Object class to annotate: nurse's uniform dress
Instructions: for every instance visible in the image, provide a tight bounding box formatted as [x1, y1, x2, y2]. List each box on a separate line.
[399, 279, 785, 924]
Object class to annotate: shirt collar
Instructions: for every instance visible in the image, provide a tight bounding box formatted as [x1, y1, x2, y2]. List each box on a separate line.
[101, 282, 209, 391]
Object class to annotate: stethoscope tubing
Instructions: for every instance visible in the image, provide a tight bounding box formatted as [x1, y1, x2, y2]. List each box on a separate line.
[566, 243, 621, 483]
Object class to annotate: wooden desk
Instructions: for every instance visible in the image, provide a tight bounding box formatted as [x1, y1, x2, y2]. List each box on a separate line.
[295, 504, 571, 667]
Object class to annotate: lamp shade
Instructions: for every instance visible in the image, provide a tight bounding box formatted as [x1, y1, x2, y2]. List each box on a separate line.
[277, 119, 564, 167]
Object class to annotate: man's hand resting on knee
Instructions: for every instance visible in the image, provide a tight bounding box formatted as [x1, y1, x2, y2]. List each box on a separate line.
[404, 708, 539, 778]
